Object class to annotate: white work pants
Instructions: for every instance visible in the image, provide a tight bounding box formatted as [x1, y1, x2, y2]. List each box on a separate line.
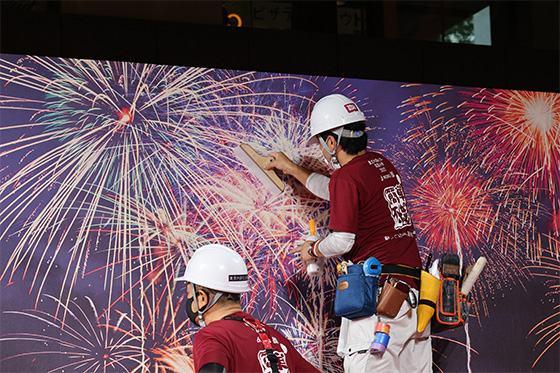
[337, 289, 433, 373]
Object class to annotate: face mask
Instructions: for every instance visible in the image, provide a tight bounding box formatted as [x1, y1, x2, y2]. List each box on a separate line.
[186, 296, 201, 325]
[186, 284, 210, 326]
[186, 286, 222, 327]
[319, 130, 342, 170]
[330, 154, 342, 170]
[322, 153, 341, 170]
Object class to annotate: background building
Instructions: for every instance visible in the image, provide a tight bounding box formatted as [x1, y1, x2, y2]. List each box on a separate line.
[1, 0, 558, 92]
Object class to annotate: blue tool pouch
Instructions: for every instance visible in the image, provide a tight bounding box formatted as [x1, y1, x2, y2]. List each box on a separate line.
[334, 263, 379, 320]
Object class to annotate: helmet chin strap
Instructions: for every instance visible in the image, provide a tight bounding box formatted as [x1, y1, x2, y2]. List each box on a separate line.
[319, 126, 343, 170]
[190, 282, 223, 327]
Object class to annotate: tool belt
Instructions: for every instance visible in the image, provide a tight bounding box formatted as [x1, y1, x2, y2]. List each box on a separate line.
[380, 264, 421, 289]
[334, 259, 420, 320]
[381, 264, 421, 280]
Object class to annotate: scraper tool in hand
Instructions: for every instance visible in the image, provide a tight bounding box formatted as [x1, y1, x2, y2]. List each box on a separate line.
[233, 143, 285, 196]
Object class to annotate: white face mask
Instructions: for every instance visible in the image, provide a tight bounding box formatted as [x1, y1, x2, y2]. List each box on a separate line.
[319, 129, 343, 170]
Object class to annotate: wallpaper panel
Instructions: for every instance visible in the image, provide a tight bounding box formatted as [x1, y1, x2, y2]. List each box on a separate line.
[0, 54, 558, 372]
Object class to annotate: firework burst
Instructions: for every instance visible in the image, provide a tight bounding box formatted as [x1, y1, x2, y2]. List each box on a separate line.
[408, 159, 495, 256]
[0, 57, 238, 307]
[394, 85, 542, 322]
[113, 289, 194, 373]
[459, 88, 560, 208]
[0, 56, 322, 312]
[0, 294, 137, 372]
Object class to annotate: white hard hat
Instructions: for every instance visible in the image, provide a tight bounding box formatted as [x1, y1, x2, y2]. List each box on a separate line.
[175, 244, 250, 293]
[307, 94, 366, 145]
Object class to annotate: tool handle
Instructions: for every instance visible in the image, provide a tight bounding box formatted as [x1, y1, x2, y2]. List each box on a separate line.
[460, 257, 487, 295]
[425, 253, 433, 271]
[309, 220, 316, 237]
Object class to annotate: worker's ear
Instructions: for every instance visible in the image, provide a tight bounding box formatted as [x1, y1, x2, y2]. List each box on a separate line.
[327, 135, 337, 151]
[196, 288, 211, 310]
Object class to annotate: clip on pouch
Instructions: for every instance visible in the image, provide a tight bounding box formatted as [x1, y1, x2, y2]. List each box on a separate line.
[376, 277, 409, 318]
[335, 264, 378, 320]
[431, 277, 472, 333]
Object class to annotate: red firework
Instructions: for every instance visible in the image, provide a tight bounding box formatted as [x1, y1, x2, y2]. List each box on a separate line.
[408, 159, 494, 255]
[461, 89, 560, 206]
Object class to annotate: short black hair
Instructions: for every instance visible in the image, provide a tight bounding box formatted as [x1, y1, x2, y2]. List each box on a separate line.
[319, 121, 367, 155]
[195, 284, 240, 304]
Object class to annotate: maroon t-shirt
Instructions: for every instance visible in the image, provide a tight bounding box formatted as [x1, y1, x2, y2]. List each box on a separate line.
[193, 311, 320, 373]
[329, 152, 421, 276]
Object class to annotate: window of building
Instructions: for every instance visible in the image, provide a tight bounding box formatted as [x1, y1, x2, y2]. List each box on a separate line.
[443, 5, 491, 45]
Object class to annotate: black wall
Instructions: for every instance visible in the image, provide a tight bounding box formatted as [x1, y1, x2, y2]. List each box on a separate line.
[1, 1, 558, 92]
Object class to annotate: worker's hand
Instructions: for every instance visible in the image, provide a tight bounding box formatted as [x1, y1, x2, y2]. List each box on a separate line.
[263, 152, 297, 175]
[291, 240, 315, 264]
[264, 152, 312, 185]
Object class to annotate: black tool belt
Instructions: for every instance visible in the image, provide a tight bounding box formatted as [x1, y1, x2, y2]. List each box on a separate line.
[381, 264, 421, 288]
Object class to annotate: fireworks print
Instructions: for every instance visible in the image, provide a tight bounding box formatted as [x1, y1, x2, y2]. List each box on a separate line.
[1, 54, 559, 372]
[460, 88, 560, 205]
[0, 295, 136, 372]
[393, 84, 558, 371]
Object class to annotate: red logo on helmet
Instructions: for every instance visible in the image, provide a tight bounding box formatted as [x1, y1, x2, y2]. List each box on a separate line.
[344, 103, 359, 113]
